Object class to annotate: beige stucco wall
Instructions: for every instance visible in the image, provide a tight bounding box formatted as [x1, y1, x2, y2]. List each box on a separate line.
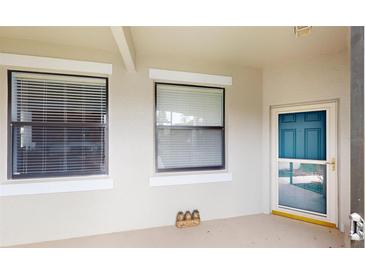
[0, 35, 350, 246]
[261, 50, 350, 232]
[0, 37, 263, 246]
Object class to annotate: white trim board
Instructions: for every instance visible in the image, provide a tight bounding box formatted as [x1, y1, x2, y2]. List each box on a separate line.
[0, 177, 113, 196]
[150, 172, 232, 187]
[0, 53, 112, 75]
[149, 69, 232, 86]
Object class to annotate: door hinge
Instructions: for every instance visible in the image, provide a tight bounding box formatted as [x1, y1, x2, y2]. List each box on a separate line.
[349, 213, 364, 241]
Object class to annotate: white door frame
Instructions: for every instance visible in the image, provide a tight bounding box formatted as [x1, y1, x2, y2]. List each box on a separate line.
[270, 100, 338, 226]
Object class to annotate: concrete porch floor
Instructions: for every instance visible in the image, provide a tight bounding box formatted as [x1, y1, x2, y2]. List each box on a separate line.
[17, 214, 345, 248]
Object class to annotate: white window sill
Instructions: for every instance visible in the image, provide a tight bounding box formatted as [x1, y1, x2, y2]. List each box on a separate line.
[0, 176, 113, 197]
[149, 172, 232, 187]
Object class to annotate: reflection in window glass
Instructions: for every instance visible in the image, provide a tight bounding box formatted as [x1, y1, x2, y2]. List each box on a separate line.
[278, 162, 327, 214]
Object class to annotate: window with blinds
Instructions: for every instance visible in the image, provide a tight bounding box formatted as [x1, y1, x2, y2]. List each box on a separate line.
[155, 83, 225, 172]
[9, 71, 108, 179]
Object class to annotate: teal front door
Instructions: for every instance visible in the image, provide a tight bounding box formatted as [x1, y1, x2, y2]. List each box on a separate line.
[279, 111, 326, 161]
[271, 102, 337, 226]
[278, 111, 327, 214]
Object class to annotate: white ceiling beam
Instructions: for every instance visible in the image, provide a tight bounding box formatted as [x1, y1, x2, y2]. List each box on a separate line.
[110, 26, 136, 72]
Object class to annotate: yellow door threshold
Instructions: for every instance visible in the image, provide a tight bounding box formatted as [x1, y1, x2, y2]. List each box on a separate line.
[272, 210, 336, 228]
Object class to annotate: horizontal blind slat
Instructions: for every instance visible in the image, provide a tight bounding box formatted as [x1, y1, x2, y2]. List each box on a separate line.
[12, 72, 107, 124]
[156, 84, 223, 127]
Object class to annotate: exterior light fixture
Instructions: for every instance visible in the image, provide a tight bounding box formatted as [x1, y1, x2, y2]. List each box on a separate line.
[294, 26, 312, 37]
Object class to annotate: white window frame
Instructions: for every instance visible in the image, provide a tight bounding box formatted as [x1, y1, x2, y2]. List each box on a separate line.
[8, 70, 109, 179]
[0, 53, 113, 196]
[149, 69, 233, 186]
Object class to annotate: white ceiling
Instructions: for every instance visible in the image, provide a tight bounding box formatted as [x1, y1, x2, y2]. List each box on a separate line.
[0, 26, 348, 68]
[0, 26, 118, 52]
[131, 27, 348, 68]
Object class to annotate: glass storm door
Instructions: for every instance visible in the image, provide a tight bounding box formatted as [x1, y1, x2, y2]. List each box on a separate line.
[271, 103, 338, 226]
